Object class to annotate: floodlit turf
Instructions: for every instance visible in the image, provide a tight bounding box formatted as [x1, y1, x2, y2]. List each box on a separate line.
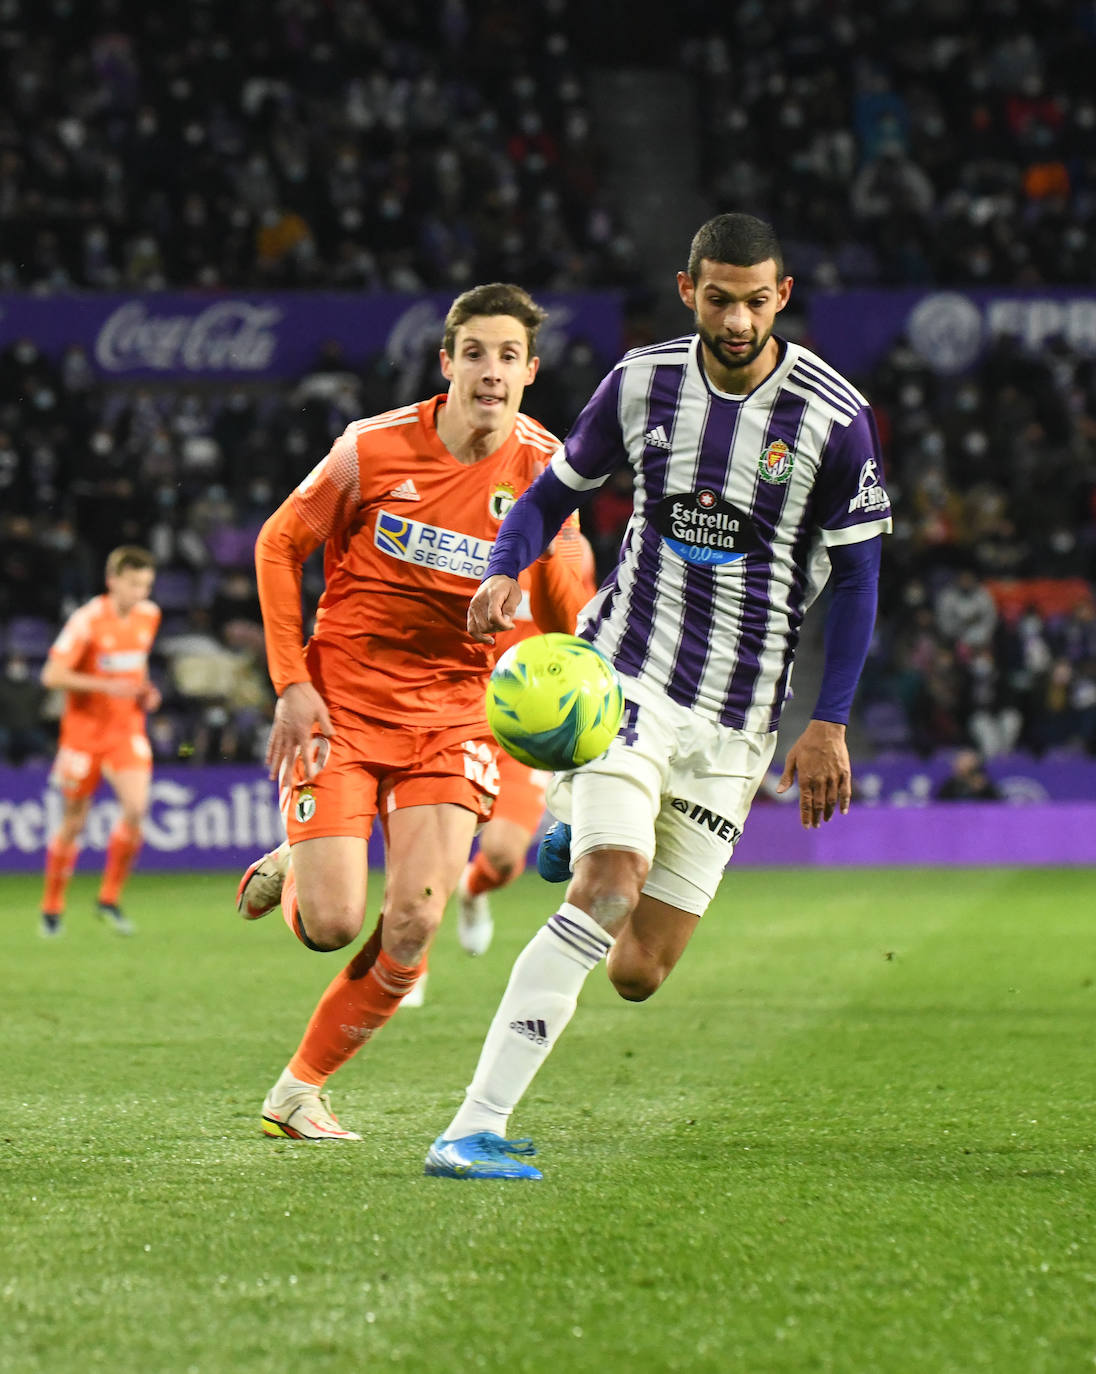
[1, 866, 1094, 1374]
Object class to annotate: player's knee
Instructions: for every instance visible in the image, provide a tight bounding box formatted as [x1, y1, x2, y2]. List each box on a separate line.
[480, 845, 517, 884]
[607, 948, 666, 1003]
[383, 896, 444, 960]
[569, 853, 647, 935]
[300, 901, 361, 951]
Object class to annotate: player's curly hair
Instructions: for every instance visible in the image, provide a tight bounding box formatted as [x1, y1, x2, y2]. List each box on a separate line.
[443, 282, 548, 360]
[687, 213, 785, 281]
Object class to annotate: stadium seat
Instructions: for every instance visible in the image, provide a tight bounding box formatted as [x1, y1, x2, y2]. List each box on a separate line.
[152, 569, 197, 612]
[4, 615, 54, 657]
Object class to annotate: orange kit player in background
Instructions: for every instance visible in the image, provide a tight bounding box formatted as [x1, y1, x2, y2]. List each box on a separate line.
[235, 282, 591, 1142]
[403, 526, 597, 1007]
[39, 546, 161, 938]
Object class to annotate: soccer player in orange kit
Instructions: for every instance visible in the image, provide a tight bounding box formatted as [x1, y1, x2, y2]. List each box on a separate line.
[235, 282, 592, 1141]
[39, 546, 161, 937]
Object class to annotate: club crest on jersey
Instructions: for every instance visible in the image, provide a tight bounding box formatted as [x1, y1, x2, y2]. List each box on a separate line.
[489, 481, 517, 521]
[758, 438, 794, 484]
[295, 788, 316, 824]
[651, 492, 762, 566]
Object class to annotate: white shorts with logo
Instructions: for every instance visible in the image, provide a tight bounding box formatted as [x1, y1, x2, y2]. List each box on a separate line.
[545, 675, 777, 918]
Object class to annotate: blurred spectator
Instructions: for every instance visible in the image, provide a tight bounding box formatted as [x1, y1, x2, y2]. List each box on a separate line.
[933, 749, 1003, 801]
[0, 654, 51, 763]
[934, 569, 998, 657]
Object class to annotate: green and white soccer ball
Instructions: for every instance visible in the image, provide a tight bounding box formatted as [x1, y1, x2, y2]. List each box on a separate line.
[486, 633, 625, 772]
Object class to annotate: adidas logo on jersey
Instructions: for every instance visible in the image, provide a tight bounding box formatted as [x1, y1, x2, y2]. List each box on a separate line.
[643, 424, 672, 450]
[388, 478, 421, 501]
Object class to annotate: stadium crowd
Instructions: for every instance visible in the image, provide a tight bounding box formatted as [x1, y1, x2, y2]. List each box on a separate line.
[2, 0, 1095, 766]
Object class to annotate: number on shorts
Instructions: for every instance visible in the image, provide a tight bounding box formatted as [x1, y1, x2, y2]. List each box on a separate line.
[618, 699, 640, 748]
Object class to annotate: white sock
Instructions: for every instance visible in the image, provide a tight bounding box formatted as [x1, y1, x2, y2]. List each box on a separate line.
[272, 1065, 321, 1097]
[445, 902, 613, 1140]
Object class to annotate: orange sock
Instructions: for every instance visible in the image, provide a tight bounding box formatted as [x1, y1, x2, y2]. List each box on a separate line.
[42, 836, 80, 915]
[288, 922, 424, 1085]
[98, 822, 142, 906]
[465, 850, 506, 897]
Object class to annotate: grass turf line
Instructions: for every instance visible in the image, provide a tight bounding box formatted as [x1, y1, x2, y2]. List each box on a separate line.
[1, 867, 1094, 1373]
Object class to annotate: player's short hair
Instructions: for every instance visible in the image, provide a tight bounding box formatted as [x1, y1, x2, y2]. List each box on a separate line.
[687, 213, 785, 281]
[105, 545, 156, 579]
[443, 282, 548, 360]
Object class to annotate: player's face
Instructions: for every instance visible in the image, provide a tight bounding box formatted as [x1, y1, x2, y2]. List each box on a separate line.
[107, 566, 155, 614]
[678, 259, 792, 390]
[439, 315, 539, 439]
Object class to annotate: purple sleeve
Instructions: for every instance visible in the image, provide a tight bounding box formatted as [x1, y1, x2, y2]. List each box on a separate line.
[812, 537, 881, 724]
[484, 467, 583, 579]
[813, 407, 892, 538]
[559, 368, 627, 482]
[484, 368, 626, 581]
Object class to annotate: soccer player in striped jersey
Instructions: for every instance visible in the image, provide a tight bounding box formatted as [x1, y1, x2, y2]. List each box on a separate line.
[234, 283, 591, 1142]
[39, 546, 161, 938]
[425, 214, 893, 1179]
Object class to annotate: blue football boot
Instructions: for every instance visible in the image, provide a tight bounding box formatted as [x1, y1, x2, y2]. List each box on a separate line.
[536, 820, 572, 883]
[424, 1132, 542, 1180]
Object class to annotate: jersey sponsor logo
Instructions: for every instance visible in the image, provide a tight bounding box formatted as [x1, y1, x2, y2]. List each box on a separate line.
[758, 438, 795, 484]
[374, 509, 495, 580]
[671, 796, 743, 846]
[489, 481, 517, 520]
[651, 491, 762, 566]
[848, 457, 891, 514]
[96, 650, 148, 673]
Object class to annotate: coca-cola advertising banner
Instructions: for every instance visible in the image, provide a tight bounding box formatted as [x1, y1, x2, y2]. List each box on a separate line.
[0, 765, 1092, 872]
[0, 290, 624, 378]
[808, 286, 1096, 379]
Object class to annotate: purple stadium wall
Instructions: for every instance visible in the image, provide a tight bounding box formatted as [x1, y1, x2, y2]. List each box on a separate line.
[1, 765, 1093, 872]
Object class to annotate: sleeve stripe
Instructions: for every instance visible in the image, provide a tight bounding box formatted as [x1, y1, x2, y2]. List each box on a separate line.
[821, 517, 893, 546]
[550, 449, 610, 492]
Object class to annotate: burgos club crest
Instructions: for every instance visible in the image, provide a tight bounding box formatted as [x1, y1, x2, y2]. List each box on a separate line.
[295, 787, 316, 824]
[490, 481, 517, 520]
[758, 438, 794, 484]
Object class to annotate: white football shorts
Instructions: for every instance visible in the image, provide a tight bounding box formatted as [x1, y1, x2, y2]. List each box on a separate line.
[545, 674, 777, 917]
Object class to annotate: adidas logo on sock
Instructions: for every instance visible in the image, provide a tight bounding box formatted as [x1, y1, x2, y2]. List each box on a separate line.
[388, 478, 420, 500]
[510, 1017, 549, 1046]
[643, 423, 672, 450]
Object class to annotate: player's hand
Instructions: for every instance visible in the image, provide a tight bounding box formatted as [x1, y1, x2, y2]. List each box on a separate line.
[266, 681, 335, 783]
[775, 720, 852, 829]
[138, 682, 162, 713]
[467, 575, 522, 643]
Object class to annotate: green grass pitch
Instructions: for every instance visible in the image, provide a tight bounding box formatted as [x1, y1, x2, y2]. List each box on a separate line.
[2, 866, 1094, 1373]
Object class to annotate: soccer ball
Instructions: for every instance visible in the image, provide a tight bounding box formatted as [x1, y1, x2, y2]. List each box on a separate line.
[486, 633, 625, 772]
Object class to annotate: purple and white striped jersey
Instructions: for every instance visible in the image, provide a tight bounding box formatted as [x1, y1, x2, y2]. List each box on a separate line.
[555, 334, 892, 733]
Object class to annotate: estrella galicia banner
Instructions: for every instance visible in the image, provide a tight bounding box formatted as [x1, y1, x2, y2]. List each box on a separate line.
[809, 287, 1096, 379]
[0, 290, 624, 378]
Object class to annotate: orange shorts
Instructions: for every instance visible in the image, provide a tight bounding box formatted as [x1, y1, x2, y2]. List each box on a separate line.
[491, 749, 549, 833]
[50, 734, 153, 801]
[281, 702, 500, 844]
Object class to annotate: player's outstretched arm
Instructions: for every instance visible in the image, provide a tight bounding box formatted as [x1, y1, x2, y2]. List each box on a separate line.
[266, 681, 335, 783]
[776, 720, 852, 829]
[467, 575, 522, 644]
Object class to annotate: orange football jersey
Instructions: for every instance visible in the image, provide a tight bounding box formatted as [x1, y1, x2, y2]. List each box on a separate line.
[47, 595, 161, 749]
[256, 395, 586, 729]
